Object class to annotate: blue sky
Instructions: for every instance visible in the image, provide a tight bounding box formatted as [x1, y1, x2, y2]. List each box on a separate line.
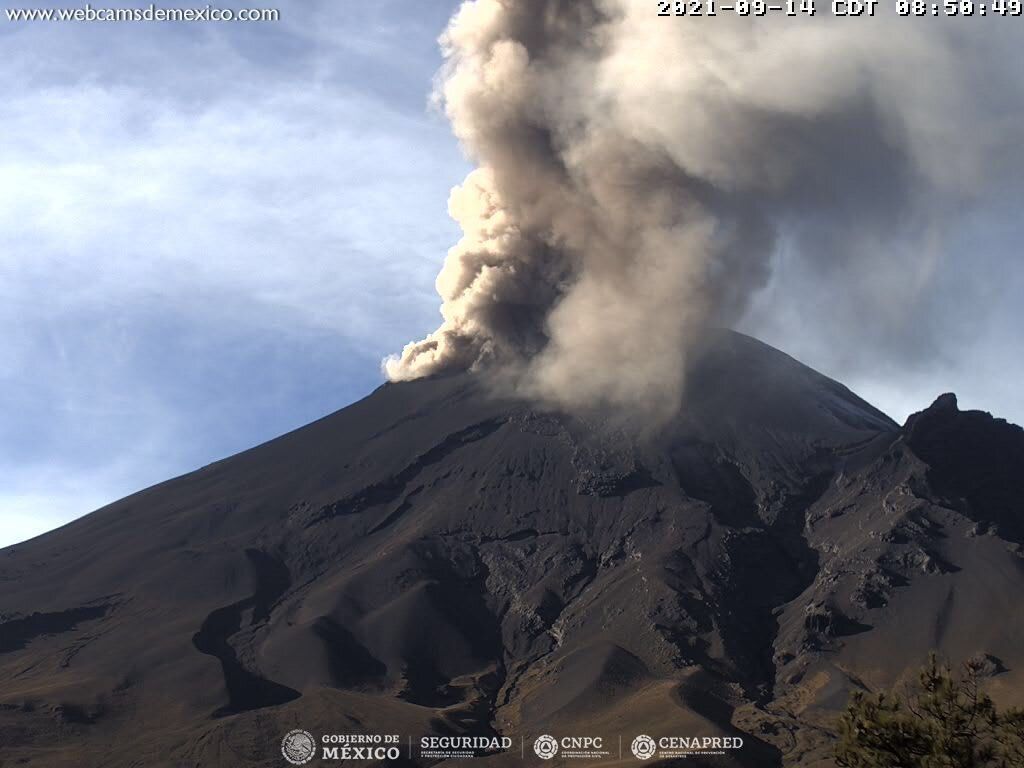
[2, 1, 1022, 547]
[1, 1, 467, 546]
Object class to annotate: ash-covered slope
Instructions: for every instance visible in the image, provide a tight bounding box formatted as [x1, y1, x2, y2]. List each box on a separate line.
[1, 331, 1022, 768]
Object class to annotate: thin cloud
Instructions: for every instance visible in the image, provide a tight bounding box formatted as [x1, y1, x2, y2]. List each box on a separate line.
[0, 1, 467, 546]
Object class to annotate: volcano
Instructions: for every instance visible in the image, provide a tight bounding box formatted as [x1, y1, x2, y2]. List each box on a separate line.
[2, 330, 1023, 767]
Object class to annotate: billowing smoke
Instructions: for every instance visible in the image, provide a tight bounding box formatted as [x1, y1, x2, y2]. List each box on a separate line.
[385, 1, 1022, 421]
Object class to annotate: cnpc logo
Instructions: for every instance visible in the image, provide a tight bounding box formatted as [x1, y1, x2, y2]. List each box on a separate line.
[534, 735, 559, 759]
[533, 734, 605, 759]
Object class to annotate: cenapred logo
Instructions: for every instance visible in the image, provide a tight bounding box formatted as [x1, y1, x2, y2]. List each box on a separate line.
[631, 734, 657, 760]
[281, 729, 317, 765]
[631, 734, 744, 760]
[534, 734, 559, 760]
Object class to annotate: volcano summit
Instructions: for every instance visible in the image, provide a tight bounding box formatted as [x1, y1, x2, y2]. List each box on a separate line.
[1, 330, 1023, 767]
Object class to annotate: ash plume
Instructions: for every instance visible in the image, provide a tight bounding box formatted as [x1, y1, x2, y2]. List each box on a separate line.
[386, 1, 1022, 421]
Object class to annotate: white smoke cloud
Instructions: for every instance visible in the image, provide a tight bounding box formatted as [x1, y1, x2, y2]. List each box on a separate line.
[387, 1, 1024, 421]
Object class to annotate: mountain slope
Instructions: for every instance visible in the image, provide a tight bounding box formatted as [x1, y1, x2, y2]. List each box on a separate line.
[1, 330, 1021, 767]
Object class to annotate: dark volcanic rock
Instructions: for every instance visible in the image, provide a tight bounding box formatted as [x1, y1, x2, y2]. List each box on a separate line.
[904, 392, 1024, 542]
[0, 330, 1022, 768]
